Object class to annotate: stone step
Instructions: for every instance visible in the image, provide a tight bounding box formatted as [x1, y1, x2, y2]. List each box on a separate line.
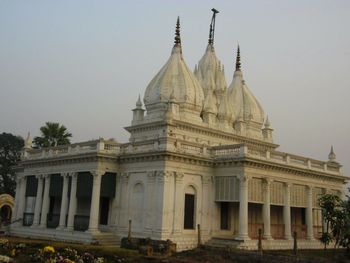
[205, 238, 241, 249]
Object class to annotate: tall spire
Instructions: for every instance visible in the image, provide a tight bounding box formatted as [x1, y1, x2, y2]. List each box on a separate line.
[235, 45, 241, 71]
[328, 145, 336, 162]
[208, 8, 219, 46]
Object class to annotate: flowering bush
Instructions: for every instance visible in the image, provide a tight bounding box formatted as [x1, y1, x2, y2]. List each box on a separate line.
[0, 254, 14, 263]
[30, 245, 106, 263]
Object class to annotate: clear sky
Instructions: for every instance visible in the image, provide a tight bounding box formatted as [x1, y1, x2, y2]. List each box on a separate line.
[0, 1, 349, 178]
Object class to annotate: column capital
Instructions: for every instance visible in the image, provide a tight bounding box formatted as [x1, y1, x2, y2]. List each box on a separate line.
[91, 170, 105, 178]
[68, 172, 78, 178]
[175, 172, 184, 182]
[202, 175, 212, 185]
[263, 178, 273, 185]
[121, 172, 129, 184]
[284, 182, 292, 188]
[238, 175, 250, 183]
[42, 174, 51, 179]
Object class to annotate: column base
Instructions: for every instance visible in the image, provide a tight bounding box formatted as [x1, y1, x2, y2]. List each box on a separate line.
[235, 234, 251, 241]
[85, 228, 100, 234]
[284, 235, 293, 240]
[306, 236, 315, 240]
[65, 226, 74, 231]
[263, 234, 273, 240]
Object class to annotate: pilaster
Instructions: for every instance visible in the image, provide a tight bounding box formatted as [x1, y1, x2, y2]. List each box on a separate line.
[173, 172, 184, 235]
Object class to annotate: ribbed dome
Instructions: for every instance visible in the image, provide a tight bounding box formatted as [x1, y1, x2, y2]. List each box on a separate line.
[227, 47, 264, 124]
[144, 44, 203, 112]
[228, 69, 265, 124]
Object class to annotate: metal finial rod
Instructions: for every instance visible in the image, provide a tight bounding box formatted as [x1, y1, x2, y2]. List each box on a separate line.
[236, 45, 241, 71]
[174, 16, 181, 46]
[208, 8, 219, 45]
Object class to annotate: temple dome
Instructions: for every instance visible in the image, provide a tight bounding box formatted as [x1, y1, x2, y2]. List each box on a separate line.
[144, 18, 204, 118]
[144, 45, 204, 112]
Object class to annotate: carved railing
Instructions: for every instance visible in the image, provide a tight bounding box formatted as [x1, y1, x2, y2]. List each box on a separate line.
[23, 139, 120, 160]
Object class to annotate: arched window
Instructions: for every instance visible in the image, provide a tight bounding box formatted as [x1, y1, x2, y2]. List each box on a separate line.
[184, 185, 196, 229]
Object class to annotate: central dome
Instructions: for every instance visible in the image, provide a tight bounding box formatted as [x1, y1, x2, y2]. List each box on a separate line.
[143, 18, 204, 120]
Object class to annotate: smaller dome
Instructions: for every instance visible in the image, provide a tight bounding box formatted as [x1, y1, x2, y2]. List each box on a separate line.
[227, 47, 264, 124]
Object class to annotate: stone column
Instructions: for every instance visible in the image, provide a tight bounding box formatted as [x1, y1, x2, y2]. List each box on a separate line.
[39, 174, 51, 227]
[15, 176, 27, 223]
[32, 175, 44, 226]
[67, 172, 78, 230]
[57, 173, 69, 229]
[87, 170, 104, 232]
[172, 172, 184, 234]
[237, 176, 249, 240]
[306, 186, 314, 239]
[283, 183, 292, 240]
[263, 179, 272, 239]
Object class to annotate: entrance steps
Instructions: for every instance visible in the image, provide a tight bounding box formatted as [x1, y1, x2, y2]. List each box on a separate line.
[93, 232, 121, 247]
[205, 237, 242, 249]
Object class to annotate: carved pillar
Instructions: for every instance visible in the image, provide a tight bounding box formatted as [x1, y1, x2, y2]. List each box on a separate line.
[283, 183, 292, 240]
[57, 173, 69, 229]
[173, 172, 184, 234]
[88, 170, 104, 232]
[66, 172, 78, 230]
[32, 175, 44, 226]
[39, 174, 51, 227]
[237, 176, 250, 240]
[263, 179, 272, 239]
[162, 171, 174, 234]
[306, 186, 314, 239]
[16, 176, 27, 223]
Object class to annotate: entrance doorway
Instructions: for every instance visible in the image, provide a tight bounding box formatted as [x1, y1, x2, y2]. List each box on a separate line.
[99, 197, 110, 225]
[220, 202, 230, 230]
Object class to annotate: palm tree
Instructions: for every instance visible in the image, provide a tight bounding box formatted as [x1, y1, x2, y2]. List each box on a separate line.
[33, 122, 72, 148]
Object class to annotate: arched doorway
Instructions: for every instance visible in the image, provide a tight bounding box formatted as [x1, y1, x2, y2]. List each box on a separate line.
[0, 194, 14, 225]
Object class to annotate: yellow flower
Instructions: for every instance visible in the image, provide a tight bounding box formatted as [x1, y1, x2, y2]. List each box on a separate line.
[10, 248, 16, 257]
[43, 245, 55, 253]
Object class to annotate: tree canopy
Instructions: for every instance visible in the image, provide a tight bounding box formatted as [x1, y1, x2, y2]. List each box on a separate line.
[0, 133, 24, 196]
[33, 122, 72, 148]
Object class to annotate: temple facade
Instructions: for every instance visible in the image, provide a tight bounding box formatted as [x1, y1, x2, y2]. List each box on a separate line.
[10, 16, 348, 251]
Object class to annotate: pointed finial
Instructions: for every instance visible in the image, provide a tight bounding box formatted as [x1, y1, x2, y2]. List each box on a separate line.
[174, 16, 181, 46]
[208, 24, 213, 45]
[264, 115, 271, 128]
[24, 132, 32, 149]
[236, 45, 241, 71]
[208, 8, 219, 46]
[136, 94, 142, 108]
[328, 145, 336, 162]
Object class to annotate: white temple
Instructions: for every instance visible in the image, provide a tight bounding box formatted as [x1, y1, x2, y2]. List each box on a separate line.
[10, 15, 348, 251]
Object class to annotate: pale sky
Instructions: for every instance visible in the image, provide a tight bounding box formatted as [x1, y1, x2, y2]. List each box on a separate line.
[0, 1, 349, 178]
